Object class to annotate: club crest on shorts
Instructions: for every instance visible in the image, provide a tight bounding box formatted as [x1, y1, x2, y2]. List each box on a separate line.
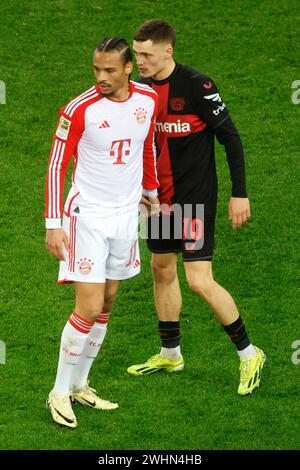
[78, 258, 94, 274]
[134, 107, 147, 124]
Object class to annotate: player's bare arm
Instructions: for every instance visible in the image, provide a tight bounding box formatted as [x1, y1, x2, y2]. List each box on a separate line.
[140, 194, 160, 216]
[46, 228, 69, 260]
[228, 197, 251, 230]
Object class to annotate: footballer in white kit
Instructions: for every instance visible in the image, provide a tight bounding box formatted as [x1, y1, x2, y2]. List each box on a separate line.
[44, 37, 159, 429]
[45, 74, 158, 282]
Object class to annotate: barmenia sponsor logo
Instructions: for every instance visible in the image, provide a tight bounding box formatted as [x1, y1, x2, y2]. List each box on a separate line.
[155, 120, 191, 133]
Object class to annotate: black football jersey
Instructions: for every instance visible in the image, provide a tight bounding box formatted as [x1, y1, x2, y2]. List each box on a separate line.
[138, 63, 231, 214]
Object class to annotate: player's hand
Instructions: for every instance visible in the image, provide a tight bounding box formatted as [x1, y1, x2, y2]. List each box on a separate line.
[140, 195, 160, 217]
[228, 197, 251, 230]
[46, 228, 69, 260]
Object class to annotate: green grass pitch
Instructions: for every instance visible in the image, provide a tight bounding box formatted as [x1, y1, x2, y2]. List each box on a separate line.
[0, 0, 299, 450]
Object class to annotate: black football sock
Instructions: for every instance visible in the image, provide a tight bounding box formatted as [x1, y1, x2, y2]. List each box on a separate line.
[158, 321, 180, 348]
[222, 316, 250, 351]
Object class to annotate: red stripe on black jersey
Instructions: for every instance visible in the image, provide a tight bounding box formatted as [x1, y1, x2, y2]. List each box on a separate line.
[153, 82, 174, 207]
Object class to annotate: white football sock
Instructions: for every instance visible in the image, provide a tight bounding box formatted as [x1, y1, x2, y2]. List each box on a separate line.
[238, 344, 257, 360]
[161, 346, 181, 361]
[71, 311, 110, 392]
[52, 312, 94, 395]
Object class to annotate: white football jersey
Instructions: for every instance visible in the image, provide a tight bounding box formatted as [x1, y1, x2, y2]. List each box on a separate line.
[45, 81, 159, 228]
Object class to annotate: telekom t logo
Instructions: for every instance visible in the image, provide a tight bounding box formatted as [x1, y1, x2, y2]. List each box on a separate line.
[110, 139, 131, 165]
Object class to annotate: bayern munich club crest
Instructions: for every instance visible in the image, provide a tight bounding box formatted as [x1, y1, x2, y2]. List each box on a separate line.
[78, 258, 94, 275]
[134, 107, 147, 124]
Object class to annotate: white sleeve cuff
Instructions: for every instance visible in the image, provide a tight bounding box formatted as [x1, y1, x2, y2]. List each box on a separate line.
[143, 189, 158, 197]
[45, 218, 62, 229]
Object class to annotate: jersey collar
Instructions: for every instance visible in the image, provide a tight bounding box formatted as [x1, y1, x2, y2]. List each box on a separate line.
[95, 81, 134, 102]
[150, 63, 180, 85]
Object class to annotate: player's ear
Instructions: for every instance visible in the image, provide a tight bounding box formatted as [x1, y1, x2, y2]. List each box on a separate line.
[125, 61, 134, 76]
[165, 45, 173, 59]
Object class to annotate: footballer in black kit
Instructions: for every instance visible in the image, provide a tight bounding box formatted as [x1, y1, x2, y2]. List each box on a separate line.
[138, 63, 247, 261]
[128, 19, 265, 397]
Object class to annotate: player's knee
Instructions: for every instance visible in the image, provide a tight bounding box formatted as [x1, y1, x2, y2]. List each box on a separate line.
[151, 260, 177, 284]
[187, 274, 216, 298]
[78, 304, 103, 323]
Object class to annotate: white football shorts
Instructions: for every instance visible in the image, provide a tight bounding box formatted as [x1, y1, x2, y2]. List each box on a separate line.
[58, 206, 140, 283]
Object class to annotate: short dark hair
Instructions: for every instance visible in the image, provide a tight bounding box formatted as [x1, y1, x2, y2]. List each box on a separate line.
[134, 19, 176, 47]
[96, 37, 133, 64]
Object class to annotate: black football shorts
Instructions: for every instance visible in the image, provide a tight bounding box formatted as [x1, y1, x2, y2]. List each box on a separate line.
[146, 211, 216, 261]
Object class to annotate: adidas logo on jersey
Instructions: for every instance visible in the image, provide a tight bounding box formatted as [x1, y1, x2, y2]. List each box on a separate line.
[204, 93, 222, 103]
[155, 120, 191, 134]
[204, 93, 226, 116]
[99, 120, 110, 128]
